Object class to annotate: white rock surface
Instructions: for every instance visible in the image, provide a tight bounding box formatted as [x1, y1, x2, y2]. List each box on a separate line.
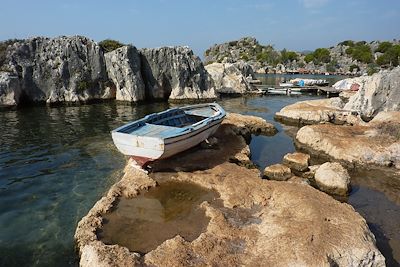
[105, 45, 145, 102]
[314, 162, 350, 196]
[205, 62, 254, 94]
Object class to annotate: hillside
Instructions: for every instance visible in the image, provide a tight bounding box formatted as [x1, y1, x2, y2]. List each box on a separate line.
[204, 37, 400, 75]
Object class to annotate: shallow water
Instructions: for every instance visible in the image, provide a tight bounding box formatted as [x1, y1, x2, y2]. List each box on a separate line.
[99, 181, 219, 253]
[1, 90, 399, 265]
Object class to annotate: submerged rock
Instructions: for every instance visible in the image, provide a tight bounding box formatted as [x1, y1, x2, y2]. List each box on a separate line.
[205, 62, 255, 94]
[75, 113, 385, 267]
[140, 46, 216, 100]
[104, 45, 145, 102]
[314, 162, 351, 196]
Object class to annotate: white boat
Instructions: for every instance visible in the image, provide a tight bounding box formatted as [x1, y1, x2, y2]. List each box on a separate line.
[111, 103, 226, 167]
[279, 82, 294, 87]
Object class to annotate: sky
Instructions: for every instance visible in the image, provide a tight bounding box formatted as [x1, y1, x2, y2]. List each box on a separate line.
[1, 0, 399, 57]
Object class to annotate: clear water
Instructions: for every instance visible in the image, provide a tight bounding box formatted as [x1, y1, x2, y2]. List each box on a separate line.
[0, 74, 399, 266]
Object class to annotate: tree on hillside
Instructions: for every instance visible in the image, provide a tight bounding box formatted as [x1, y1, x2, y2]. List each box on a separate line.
[280, 49, 298, 63]
[346, 43, 373, 64]
[312, 48, 331, 65]
[376, 45, 400, 66]
[375, 42, 393, 53]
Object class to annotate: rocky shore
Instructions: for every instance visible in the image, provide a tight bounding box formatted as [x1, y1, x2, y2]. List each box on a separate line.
[75, 113, 384, 266]
[276, 67, 400, 170]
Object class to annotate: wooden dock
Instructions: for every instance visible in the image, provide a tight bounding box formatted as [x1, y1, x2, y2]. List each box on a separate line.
[254, 85, 343, 97]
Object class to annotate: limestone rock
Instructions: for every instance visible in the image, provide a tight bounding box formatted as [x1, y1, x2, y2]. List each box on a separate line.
[223, 112, 277, 137]
[104, 45, 145, 102]
[275, 98, 361, 126]
[263, 164, 292, 181]
[1, 36, 110, 104]
[140, 46, 216, 100]
[75, 113, 385, 267]
[314, 162, 351, 196]
[205, 62, 254, 94]
[282, 152, 310, 172]
[343, 67, 400, 120]
[287, 176, 311, 185]
[0, 72, 22, 106]
[296, 112, 400, 169]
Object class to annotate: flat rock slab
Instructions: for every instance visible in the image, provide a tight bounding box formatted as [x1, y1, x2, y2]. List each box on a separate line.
[315, 162, 351, 196]
[283, 152, 310, 172]
[275, 98, 360, 126]
[263, 164, 292, 181]
[296, 111, 400, 169]
[75, 113, 385, 267]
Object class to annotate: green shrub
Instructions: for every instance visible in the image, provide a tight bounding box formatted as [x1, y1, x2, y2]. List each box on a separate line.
[349, 64, 360, 72]
[312, 48, 331, 65]
[304, 54, 314, 63]
[375, 42, 393, 53]
[339, 40, 355, 47]
[367, 63, 379, 75]
[346, 43, 373, 64]
[280, 49, 298, 63]
[99, 39, 124, 53]
[376, 45, 400, 66]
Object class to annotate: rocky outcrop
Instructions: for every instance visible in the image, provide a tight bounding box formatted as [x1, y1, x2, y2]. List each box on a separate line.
[296, 111, 400, 169]
[0, 72, 21, 106]
[1, 36, 111, 104]
[140, 46, 216, 100]
[343, 67, 400, 120]
[0, 36, 217, 106]
[75, 113, 385, 267]
[275, 98, 361, 126]
[205, 63, 254, 94]
[104, 45, 145, 102]
[314, 162, 351, 196]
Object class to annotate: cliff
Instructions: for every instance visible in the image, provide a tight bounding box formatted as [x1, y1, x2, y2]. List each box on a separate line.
[0, 36, 216, 107]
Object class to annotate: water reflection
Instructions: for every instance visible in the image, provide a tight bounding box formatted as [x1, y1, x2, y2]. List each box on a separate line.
[0, 102, 169, 267]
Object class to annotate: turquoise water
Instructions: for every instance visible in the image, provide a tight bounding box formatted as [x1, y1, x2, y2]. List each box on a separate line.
[1, 82, 399, 265]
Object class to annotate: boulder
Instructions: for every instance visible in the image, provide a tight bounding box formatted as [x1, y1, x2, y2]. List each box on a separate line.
[287, 176, 311, 185]
[205, 62, 254, 94]
[140, 46, 216, 100]
[343, 67, 400, 120]
[104, 45, 145, 102]
[0, 72, 22, 106]
[1, 36, 111, 104]
[263, 164, 292, 181]
[282, 152, 310, 172]
[314, 162, 351, 196]
[275, 98, 361, 126]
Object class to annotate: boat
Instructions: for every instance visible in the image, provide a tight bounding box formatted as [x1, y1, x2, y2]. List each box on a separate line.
[279, 82, 294, 87]
[111, 103, 226, 167]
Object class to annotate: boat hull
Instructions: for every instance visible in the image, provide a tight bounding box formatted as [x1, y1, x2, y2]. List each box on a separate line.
[111, 103, 225, 160]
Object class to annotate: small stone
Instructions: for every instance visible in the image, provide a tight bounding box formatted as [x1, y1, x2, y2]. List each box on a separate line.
[263, 164, 292, 181]
[301, 165, 321, 180]
[282, 152, 310, 172]
[200, 137, 219, 149]
[314, 162, 350, 196]
[288, 176, 310, 185]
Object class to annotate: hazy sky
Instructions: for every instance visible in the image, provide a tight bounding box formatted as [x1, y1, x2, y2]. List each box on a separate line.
[1, 0, 399, 57]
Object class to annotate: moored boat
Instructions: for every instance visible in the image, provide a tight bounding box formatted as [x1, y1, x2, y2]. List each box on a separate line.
[111, 103, 226, 167]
